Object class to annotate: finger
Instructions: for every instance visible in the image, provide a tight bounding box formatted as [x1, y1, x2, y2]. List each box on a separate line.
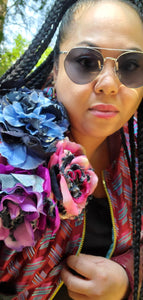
[66, 254, 105, 278]
[61, 266, 92, 295]
[68, 290, 88, 300]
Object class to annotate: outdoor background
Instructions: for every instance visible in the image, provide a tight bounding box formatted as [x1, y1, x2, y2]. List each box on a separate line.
[0, 0, 54, 77]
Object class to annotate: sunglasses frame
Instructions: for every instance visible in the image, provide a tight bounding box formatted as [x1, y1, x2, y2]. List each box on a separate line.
[59, 46, 143, 87]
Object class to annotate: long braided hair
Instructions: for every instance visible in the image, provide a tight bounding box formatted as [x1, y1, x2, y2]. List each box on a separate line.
[0, 0, 143, 299]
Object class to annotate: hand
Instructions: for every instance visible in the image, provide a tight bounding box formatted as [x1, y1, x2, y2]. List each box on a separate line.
[61, 254, 129, 300]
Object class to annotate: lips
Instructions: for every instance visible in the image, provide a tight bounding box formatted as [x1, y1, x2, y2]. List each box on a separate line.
[89, 104, 119, 119]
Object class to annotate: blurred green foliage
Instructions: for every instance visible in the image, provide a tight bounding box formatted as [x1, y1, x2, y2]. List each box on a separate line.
[0, 0, 53, 76]
[0, 34, 29, 76]
[0, 34, 52, 77]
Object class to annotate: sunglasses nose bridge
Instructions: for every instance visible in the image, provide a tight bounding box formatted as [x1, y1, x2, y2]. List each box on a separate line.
[102, 56, 119, 79]
[103, 56, 118, 69]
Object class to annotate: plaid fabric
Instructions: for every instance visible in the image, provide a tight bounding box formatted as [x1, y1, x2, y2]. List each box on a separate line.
[0, 216, 84, 299]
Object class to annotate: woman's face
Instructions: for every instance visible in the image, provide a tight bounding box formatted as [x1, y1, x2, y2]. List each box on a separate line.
[54, 1, 143, 141]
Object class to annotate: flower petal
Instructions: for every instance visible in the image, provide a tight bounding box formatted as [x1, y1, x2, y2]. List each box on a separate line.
[7, 201, 20, 219]
[5, 219, 35, 251]
[0, 218, 9, 240]
[60, 175, 79, 216]
[3, 104, 22, 127]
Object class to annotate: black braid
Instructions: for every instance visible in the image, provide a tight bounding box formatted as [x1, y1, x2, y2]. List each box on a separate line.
[0, 0, 77, 89]
[128, 117, 136, 236]
[130, 0, 143, 18]
[127, 118, 139, 298]
[128, 116, 141, 300]
[121, 117, 139, 299]
[25, 50, 54, 89]
[134, 101, 143, 299]
[121, 113, 142, 300]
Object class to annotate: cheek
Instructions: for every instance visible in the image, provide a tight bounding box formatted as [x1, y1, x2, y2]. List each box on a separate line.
[55, 73, 90, 107]
[130, 88, 143, 100]
[121, 87, 143, 113]
[130, 89, 143, 112]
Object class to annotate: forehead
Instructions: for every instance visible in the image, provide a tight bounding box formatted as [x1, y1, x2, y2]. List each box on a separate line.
[61, 1, 143, 50]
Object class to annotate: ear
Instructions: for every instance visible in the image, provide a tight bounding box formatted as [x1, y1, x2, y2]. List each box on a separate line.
[53, 63, 58, 83]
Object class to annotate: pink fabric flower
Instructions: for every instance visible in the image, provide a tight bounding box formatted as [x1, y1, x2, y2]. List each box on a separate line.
[48, 139, 98, 218]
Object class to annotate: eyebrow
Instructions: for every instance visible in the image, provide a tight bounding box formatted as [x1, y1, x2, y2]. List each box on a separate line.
[76, 41, 143, 52]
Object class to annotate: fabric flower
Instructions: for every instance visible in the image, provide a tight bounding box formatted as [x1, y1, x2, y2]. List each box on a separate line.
[0, 87, 99, 252]
[0, 184, 45, 251]
[0, 161, 53, 251]
[48, 138, 98, 218]
[0, 88, 69, 169]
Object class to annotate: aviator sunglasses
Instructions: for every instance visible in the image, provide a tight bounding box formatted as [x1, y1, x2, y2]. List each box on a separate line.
[60, 47, 143, 88]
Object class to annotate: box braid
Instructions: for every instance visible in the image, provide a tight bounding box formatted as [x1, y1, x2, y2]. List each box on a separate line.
[0, 0, 143, 298]
[121, 111, 143, 300]
[135, 102, 143, 299]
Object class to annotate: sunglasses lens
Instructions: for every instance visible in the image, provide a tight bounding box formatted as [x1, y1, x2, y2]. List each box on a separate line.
[64, 48, 103, 84]
[64, 48, 143, 87]
[118, 52, 143, 88]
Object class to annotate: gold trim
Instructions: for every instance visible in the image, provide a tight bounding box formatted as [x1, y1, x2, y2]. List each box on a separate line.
[102, 171, 117, 258]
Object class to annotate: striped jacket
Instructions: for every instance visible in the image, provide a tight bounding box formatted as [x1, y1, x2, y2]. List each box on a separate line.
[0, 125, 142, 299]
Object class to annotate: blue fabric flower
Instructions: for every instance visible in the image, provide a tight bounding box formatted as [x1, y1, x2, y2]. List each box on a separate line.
[0, 88, 70, 169]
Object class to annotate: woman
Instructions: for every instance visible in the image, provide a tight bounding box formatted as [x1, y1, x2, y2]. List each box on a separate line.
[0, 0, 142, 299]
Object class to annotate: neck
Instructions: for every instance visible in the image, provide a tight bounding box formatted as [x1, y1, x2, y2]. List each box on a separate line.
[69, 129, 108, 162]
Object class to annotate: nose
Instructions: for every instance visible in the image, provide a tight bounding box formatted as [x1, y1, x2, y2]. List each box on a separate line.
[94, 61, 120, 95]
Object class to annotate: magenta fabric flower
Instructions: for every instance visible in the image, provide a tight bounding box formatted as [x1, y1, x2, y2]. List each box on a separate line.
[0, 184, 46, 251]
[0, 159, 54, 251]
[48, 138, 98, 218]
